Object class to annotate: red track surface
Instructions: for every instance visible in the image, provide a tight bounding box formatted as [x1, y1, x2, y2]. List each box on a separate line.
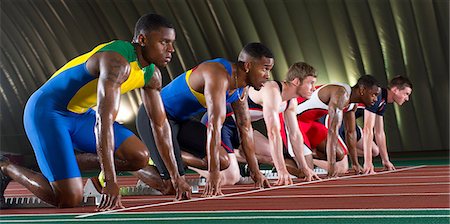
[1, 165, 449, 216]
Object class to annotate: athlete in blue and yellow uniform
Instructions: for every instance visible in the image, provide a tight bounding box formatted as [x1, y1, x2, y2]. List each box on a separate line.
[137, 43, 274, 197]
[0, 13, 191, 210]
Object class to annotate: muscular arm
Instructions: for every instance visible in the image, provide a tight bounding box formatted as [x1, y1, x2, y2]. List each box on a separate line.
[374, 115, 394, 170]
[95, 51, 129, 209]
[260, 84, 290, 181]
[141, 67, 181, 181]
[344, 107, 361, 173]
[232, 89, 270, 188]
[284, 98, 319, 181]
[326, 87, 348, 177]
[363, 110, 376, 173]
[202, 66, 229, 196]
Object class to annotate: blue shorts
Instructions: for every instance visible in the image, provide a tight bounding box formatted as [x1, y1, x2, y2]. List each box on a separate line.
[24, 90, 134, 182]
[201, 114, 238, 153]
[221, 119, 240, 153]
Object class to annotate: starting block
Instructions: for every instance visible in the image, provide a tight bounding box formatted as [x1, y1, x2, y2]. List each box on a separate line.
[238, 168, 327, 184]
[83, 179, 163, 205]
[3, 196, 96, 208]
[262, 167, 327, 180]
[186, 177, 206, 194]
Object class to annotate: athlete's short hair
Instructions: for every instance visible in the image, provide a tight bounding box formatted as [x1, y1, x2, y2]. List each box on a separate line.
[388, 76, 413, 90]
[354, 74, 380, 88]
[239, 42, 274, 61]
[286, 62, 317, 82]
[133, 13, 174, 42]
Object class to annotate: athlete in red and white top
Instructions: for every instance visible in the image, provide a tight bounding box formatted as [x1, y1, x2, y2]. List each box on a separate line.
[290, 75, 380, 177]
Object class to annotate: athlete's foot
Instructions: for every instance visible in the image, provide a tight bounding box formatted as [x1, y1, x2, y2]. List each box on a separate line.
[160, 179, 175, 195]
[89, 177, 103, 194]
[0, 156, 12, 209]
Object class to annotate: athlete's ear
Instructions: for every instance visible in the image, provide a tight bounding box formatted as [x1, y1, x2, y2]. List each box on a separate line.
[359, 86, 365, 96]
[291, 77, 300, 86]
[243, 61, 251, 73]
[137, 33, 146, 47]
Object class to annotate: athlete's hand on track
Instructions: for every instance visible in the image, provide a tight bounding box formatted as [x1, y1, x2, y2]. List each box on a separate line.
[202, 171, 223, 197]
[382, 160, 396, 171]
[173, 177, 191, 200]
[252, 172, 271, 189]
[275, 170, 293, 186]
[352, 162, 364, 175]
[327, 163, 339, 178]
[363, 163, 376, 174]
[97, 181, 125, 211]
[302, 167, 321, 182]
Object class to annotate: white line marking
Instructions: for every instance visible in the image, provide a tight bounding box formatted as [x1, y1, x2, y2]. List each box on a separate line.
[213, 192, 450, 199]
[5, 215, 450, 222]
[290, 182, 450, 188]
[76, 165, 426, 218]
[343, 175, 449, 180]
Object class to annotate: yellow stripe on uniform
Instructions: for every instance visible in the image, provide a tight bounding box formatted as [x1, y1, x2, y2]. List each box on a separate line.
[185, 69, 207, 108]
[49, 42, 112, 80]
[148, 157, 154, 166]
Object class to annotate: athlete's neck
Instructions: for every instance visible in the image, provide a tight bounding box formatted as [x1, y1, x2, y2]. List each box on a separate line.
[386, 89, 394, 103]
[281, 81, 295, 102]
[133, 43, 150, 68]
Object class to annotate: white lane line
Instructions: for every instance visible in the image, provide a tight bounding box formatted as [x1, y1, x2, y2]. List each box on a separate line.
[76, 165, 426, 218]
[212, 192, 450, 199]
[290, 182, 450, 188]
[6, 215, 450, 222]
[342, 175, 449, 180]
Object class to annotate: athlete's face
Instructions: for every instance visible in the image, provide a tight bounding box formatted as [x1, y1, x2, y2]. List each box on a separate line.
[247, 57, 274, 90]
[296, 76, 317, 99]
[392, 86, 412, 105]
[361, 85, 380, 107]
[142, 27, 176, 68]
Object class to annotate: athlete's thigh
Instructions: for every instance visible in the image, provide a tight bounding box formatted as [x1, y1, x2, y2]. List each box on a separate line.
[24, 105, 80, 182]
[253, 129, 271, 157]
[71, 109, 134, 154]
[308, 121, 328, 149]
[178, 119, 208, 158]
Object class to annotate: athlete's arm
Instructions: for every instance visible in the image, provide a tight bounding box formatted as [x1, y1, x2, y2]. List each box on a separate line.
[94, 51, 129, 210]
[260, 83, 292, 186]
[374, 115, 394, 170]
[362, 110, 377, 174]
[343, 106, 363, 174]
[141, 67, 191, 200]
[326, 87, 348, 177]
[202, 65, 229, 197]
[232, 89, 271, 189]
[284, 98, 320, 182]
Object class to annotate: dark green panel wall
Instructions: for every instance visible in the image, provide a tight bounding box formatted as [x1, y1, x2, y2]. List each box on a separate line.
[0, 0, 448, 163]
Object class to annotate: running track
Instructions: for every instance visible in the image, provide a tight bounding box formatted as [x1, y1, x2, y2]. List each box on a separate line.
[0, 165, 449, 223]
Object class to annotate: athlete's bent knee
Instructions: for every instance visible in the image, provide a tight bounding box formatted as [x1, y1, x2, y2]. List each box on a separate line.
[219, 154, 230, 170]
[336, 150, 345, 162]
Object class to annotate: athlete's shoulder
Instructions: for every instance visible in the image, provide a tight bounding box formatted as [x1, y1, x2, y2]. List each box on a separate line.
[97, 40, 136, 62]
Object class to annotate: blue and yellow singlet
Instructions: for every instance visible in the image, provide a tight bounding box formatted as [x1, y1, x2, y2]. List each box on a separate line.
[42, 40, 154, 113]
[161, 58, 244, 121]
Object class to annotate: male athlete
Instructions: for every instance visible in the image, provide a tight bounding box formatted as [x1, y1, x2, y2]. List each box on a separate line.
[338, 76, 413, 174]
[283, 75, 380, 177]
[200, 62, 321, 186]
[0, 13, 190, 210]
[137, 43, 273, 196]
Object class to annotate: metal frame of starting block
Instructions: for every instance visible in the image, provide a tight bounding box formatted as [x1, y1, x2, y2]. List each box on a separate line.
[3, 196, 96, 208]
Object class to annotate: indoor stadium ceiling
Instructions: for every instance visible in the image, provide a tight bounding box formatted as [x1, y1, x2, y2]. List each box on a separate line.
[0, 0, 448, 163]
